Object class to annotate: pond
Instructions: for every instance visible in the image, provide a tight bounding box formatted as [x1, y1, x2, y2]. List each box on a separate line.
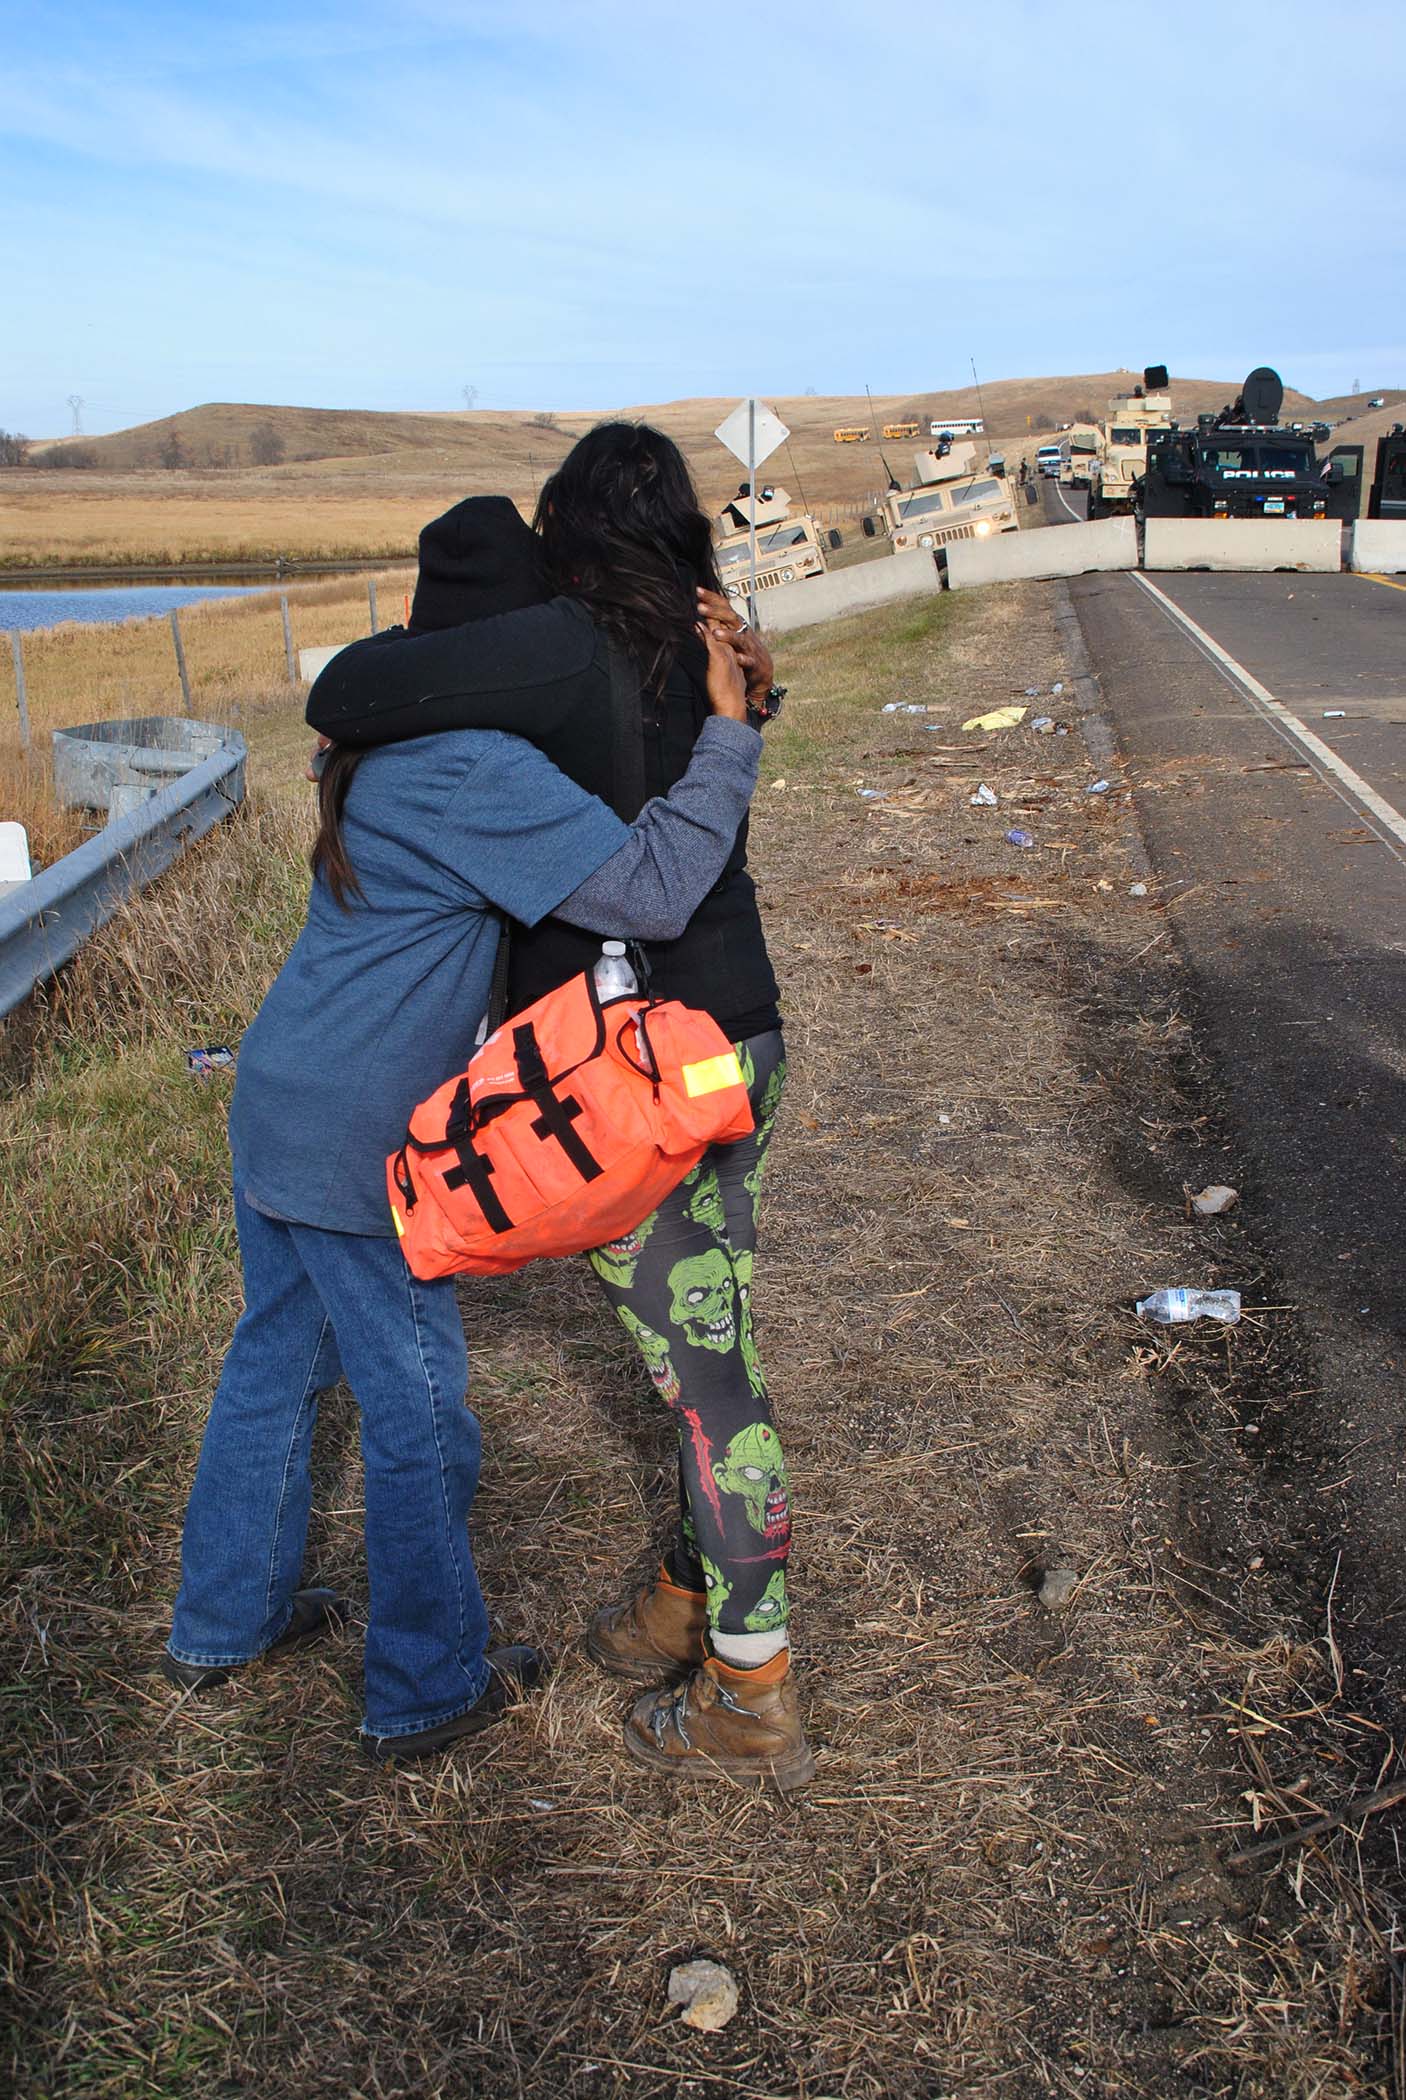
[0, 583, 272, 635]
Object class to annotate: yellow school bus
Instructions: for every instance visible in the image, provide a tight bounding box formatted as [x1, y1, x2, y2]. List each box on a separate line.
[832, 426, 870, 443]
[883, 421, 921, 440]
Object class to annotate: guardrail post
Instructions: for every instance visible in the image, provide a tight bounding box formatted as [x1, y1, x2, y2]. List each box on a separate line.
[280, 592, 296, 682]
[169, 610, 193, 714]
[11, 631, 30, 751]
[367, 578, 379, 633]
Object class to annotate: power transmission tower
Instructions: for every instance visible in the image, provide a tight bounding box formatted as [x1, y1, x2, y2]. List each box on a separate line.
[461, 384, 478, 411]
[68, 394, 85, 434]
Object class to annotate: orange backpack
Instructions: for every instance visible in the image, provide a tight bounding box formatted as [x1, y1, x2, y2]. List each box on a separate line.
[388, 969, 754, 1279]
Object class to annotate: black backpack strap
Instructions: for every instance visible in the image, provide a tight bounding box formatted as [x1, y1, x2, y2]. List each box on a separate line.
[606, 637, 646, 821]
[484, 912, 512, 1035]
[605, 637, 652, 990]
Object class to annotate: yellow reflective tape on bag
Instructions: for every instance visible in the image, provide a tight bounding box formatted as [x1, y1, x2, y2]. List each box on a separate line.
[681, 1050, 744, 1099]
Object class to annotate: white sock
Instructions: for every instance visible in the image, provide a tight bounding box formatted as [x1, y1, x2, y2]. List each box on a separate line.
[710, 1628, 788, 1668]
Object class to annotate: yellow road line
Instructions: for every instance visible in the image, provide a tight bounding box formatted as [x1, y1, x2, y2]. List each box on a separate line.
[1361, 572, 1406, 594]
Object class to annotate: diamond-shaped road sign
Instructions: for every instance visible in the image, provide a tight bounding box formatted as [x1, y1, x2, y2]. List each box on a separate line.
[715, 399, 789, 471]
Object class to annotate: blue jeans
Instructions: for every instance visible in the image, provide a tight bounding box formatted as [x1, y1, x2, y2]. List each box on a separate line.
[168, 1187, 492, 1737]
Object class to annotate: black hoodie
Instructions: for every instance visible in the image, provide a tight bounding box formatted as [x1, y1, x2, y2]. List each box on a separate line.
[308, 499, 780, 1037]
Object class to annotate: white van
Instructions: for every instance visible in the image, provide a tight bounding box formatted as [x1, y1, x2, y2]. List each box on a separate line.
[1036, 445, 1063, 478]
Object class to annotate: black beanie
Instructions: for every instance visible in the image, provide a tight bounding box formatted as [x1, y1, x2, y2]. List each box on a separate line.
[407, 495, 547, 633]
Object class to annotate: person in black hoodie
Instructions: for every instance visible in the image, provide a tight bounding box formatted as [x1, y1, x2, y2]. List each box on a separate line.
[308, 425, 811, 1790]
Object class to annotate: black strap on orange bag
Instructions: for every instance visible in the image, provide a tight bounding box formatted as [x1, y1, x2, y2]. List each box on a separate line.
[484, 635, 649, 1038]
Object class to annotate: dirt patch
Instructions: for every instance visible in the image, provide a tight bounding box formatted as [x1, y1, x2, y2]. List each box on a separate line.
[3, 585, 1398, 2096]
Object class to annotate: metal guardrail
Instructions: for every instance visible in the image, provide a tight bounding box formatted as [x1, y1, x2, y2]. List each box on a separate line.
[0, 731, 247, 1020]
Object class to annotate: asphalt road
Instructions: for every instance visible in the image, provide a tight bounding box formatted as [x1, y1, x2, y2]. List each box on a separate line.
[1069, 564, 1406, 1658]
[1040, 475, 1089, 526]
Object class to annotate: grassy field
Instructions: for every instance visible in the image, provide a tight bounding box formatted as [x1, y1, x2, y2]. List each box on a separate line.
[5, 368, 1349, 575]
[1, 571, 412, 864]
[2, 585, 1398, 2095]
[0, 472, 439, 573]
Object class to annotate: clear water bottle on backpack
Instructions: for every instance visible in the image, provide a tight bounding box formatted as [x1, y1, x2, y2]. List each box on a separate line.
[593, 940, 638, 1001]
[1136, 1287, 1242, 1326]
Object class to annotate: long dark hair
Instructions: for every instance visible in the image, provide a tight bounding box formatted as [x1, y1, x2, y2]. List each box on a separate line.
[534, 421, 721, 691]
[311, 744, 365, 907]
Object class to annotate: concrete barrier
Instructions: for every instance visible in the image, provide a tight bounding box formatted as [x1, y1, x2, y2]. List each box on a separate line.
[1347, 521, 1406, 575]
[944, 517, 1135, 590]
[299, 643, 349, 682]
[1143, 518, 1342, 573]
[757, 549, 940, 634]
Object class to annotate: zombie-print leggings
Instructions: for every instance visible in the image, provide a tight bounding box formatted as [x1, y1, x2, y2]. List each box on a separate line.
[587, 1029, 789, 1640]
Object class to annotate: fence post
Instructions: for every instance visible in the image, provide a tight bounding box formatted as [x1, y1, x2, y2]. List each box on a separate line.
[367, 578, 379, 633]
[11, 631, 30, 751]
[169, 610, 193, 715]
[280, 592, 296, 682]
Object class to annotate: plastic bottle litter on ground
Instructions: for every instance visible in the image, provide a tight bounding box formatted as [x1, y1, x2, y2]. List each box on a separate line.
[1031, 715, 1056, 733]
[593, 940, 638, 999]
[970, 783, 998, 807]
[1136, 1287, 1242, 1326]
[1086, 779, 1110, 795]
[1005, 827, 1035, 849]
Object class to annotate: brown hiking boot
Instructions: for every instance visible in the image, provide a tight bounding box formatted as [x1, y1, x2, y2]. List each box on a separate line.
[623, 1648, 815, 1792]
[585, 1564, 707, 1685]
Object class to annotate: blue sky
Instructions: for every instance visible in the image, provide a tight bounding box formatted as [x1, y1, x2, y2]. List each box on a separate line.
[1, 0, 1401, 435]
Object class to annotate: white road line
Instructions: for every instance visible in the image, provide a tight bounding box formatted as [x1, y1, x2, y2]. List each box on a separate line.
[1132, 572, 1406, 867]
[1050, 480, 1084, 524]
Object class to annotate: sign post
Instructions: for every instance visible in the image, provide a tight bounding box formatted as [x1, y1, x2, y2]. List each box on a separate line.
[714, 398, 789, 625]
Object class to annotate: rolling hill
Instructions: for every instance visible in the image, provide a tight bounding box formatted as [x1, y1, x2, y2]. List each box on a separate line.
[27, 368, 1340, 513]
[11, 371, 1397, 573]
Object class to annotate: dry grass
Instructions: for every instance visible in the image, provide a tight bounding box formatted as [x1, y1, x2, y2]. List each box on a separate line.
[1, 571, 413, 867]
[0, 471, 432, 573]
[1, 585, 1399, 2096]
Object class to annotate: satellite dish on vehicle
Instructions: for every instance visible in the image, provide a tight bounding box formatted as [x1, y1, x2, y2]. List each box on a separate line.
[1241, 367, 1283, 424]
[1144, 364, 1169, 392]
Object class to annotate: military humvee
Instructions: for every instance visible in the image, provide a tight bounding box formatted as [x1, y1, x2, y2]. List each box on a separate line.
[861, 441, 1017, 553]
[713, 484, 832, 602]
[1059, 427, 1101, 491]
[1086, 365, 1172, 517]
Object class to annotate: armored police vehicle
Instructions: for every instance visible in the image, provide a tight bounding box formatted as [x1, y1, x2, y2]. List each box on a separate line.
[713, 484, 831, 602]
[861, 441, 1017, 553]
[1369, 427, 1406, 521]
[1136, 368, 1362, 522]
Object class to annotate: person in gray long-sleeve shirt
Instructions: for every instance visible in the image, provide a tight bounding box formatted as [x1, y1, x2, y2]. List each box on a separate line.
[161, 614, 758, 1764]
